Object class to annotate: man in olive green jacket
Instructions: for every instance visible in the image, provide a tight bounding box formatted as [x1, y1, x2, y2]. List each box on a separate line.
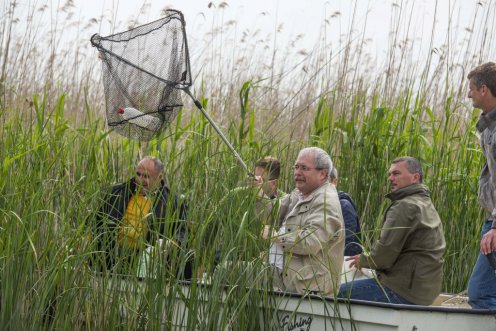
[268, 147, 345, 295]
[339, 157, 445, 305]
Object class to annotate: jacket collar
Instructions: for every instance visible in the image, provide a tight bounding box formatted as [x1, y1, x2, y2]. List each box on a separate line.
[298, 182, 330, 202]
[385, 183, 430, 201]
[269, 189, 282, 200]
[476, 108, 496, 132]
[284, 183, 330, 218]
[129, 178, 166, 197]
[338, 190, 358, 210]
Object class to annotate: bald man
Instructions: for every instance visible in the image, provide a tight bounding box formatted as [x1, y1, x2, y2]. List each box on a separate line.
[91, 156, 191, 278]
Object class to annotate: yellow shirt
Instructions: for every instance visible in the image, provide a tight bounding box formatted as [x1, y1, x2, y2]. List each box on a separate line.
[118, 193, 153, 249]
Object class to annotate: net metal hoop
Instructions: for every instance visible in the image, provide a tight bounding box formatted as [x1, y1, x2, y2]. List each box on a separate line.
[91, 9, 251, 174]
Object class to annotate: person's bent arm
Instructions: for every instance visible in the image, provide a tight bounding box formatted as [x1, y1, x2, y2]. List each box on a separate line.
[360, 201, 416, 270]
[481, 229, 496, 255]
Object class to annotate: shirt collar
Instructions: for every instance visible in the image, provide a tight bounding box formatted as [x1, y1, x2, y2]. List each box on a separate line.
[269, 189, 279, 200]
[476, 108, 496, 132]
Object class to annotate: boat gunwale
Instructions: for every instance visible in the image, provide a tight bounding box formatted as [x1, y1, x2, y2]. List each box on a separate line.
[177, 280, 496, 316]
[96, 273, 496, 316]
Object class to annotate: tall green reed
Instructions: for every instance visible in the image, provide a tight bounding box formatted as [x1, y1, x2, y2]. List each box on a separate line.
[0, 88, 362, 329]
[310, 87, 484, 292]
[1, 0, 496, 329]
[0, 80, 488, 330]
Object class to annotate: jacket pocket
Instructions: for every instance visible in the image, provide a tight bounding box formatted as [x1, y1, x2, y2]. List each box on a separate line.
[289, 256, 326, 281]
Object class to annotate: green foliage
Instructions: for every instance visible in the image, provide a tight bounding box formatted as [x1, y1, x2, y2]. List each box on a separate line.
[1, 0, 494, 327]
[0, 83, 486, 328]
[309, 91, 484, 291]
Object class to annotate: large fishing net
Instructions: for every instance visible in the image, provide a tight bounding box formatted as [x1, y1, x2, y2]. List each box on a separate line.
[91, 10, 250, 173]
[91, 10, 190, 141]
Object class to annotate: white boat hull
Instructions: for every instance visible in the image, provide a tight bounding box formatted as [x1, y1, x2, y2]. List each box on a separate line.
[94, 275, 496, 330]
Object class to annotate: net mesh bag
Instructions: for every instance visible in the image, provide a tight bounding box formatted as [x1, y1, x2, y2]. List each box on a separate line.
[91, 10, 191, 141]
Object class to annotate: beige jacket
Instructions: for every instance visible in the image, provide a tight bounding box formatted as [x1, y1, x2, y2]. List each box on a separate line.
[278, 183, 345, 295]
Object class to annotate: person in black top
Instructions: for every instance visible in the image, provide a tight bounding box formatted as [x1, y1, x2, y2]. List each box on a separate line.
[90, 156, 191, 278]
[329, 167, 362, 256]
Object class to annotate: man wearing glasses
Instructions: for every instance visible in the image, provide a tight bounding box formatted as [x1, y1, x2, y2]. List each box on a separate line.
[210, 156, 285, 270]
[253, 156, 284, 200]
[267, 147, 345, 295]
[251, 156, 286, 226]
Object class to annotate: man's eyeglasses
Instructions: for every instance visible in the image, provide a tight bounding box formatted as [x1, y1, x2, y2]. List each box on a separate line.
[292, 164, 321, 172]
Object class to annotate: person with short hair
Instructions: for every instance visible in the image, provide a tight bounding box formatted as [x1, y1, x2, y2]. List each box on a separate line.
[269, 147, 345, 295]
[338, 157, 445, 305]
[329, 167, 362, 256]
[90, 156, 191, 278]
[222, 156, 285, 228]
[253, 156, 283, 200]
[210, 156, 285, 264]
[467, 62, 496, 309]
[208, 156, 286, 283]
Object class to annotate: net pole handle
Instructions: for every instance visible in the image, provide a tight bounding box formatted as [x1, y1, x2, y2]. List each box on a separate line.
[184, 88, 254, 178]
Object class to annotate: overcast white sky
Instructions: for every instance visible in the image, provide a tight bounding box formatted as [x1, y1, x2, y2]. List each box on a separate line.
[8, 0, 486, 65]
[7, 0, 493, 92]
[67, 0, 478, 60]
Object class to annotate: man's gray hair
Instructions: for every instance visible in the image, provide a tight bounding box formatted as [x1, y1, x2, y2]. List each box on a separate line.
[392, 156, 423, 183]
[140, 156, 164, 174]
[298, 147, 333, 178]
[329, 167, 338, 180]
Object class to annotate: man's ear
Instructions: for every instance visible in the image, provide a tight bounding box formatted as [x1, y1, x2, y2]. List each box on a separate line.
[481, 84, 487, 95]
[413, 172, 421, 183]
[319, 170, 328, 181]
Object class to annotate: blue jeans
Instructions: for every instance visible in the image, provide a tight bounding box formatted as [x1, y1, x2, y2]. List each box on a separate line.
[338, 278, 413, 304]
[467, 220, 496, 309]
